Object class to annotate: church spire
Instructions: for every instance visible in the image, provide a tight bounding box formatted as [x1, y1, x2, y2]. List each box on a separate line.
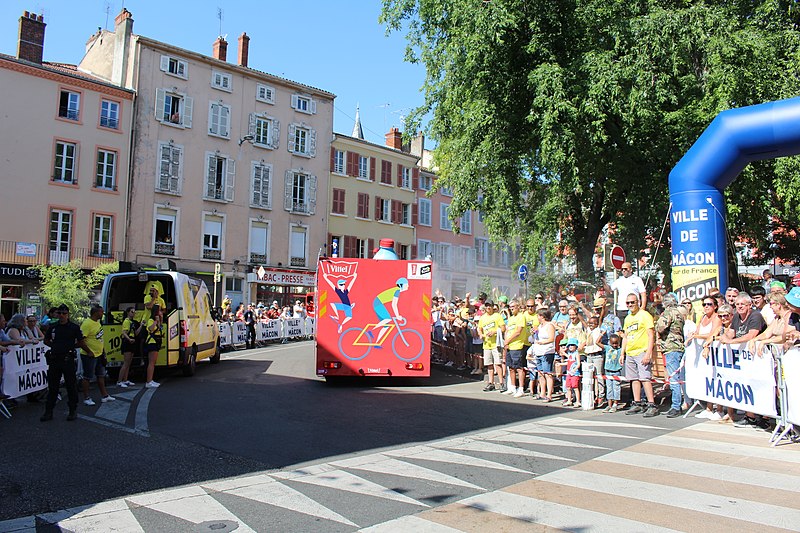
[352, 104, 364, 139]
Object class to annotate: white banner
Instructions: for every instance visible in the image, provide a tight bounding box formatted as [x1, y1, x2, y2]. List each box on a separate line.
[257, 320, 282, 342]
[218, 322, 232, 347]
[304, 317, 316, 336]
[283, 317, 304, 339]
[232, 322, 248, 345]
[782, 348, 800, 426]
[1, 342, 49, 398]
[685, 340, 777, 417]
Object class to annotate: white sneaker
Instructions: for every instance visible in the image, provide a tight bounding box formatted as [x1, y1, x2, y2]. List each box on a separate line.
[707, 411, 722, 421]
[116, 382, 129, 388]
[124, 381, 135, 386]
[502, 387, 517, 395]
[695, 410, 711, 419]
[145, 381, 160, 388]
[512, 389, 525, 398]
[101, 395, 116, 403]
[83, 398, 96, 406]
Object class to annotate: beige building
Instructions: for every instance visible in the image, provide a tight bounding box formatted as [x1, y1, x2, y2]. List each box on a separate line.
[328, 124, 418, 259]
[0, 11, 134, 318]
[79, 9, 335, 307]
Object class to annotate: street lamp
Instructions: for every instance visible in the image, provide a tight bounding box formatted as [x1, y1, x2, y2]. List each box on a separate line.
[769, 242, 779, 277]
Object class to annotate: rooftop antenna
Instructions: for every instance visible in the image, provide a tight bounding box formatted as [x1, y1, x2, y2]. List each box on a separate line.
[217, 7, 224, 37]
[377, 103, 390, 131]
[103, 1, 111, 30]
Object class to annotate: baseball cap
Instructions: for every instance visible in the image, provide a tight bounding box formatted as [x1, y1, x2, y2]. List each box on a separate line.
[498, 295, 509, 303]
[593, 297, 607, 308]
[57, 303, 69, 313]
[559, 338, 569, 346]
[786, 287, 800, 308]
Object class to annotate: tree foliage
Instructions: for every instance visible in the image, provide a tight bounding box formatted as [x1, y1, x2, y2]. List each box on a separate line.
[381, 0, 800, 279]
[33, 261, 118, 322]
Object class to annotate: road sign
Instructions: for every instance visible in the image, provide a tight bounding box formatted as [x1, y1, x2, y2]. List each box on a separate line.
[609, 245, 626, 270]
[214, 263, 222, 283]
[518, 264, 528, 282]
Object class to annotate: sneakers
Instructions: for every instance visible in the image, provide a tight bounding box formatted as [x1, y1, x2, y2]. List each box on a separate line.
[562, 399, 573, 407]
[83, 398, 96, 406]
[707, 411, 722, 421]
[483, 383, 496, 392]
[117, 381, 129, 388]
[602, 405, 612, 413]
[512, 389, 525, 398]
[608, 404, 618, 413]
[101, 395, 116, 403]
[665, 408, 682, 418]
[734, 416, 757, 428]
[145, 381, 160, 388]
[625, 403, 644, 415]
[499, 385, 508, 393]
[40, 411, 53, 422]
[642, 405, 660, 418]
[66, 411, 77, 421]
[695, 410, 712, 419]
[502, 387, 517, 395]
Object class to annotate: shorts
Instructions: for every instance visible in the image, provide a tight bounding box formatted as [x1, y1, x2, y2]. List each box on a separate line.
[537, 353, 555, 373]
[80, 354, 106, 381]
[624, 352, 652, 380]
[332, 302, 353, 318]
[121, 340, 136, 354]
[566, 375, 581, 389]
[483, 347, 502, 366]
[145, 343, 161, 354]
[506, 349, 525, 369]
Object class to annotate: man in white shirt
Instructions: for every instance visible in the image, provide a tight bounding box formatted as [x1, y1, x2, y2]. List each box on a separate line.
[608, 262, 645, 320]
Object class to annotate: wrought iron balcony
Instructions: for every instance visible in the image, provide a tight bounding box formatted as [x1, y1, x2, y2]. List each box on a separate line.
[203, 248, 222, 260]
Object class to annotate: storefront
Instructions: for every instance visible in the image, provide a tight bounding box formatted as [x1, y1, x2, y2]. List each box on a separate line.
[247, 267, 315, 308]
[0, 264, 41, 319]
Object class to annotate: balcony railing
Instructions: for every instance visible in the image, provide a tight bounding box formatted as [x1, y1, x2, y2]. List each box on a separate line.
[249, 252, 266, 264]
[203, 248, 222, 260]
[0, 240, 123, 268]
[154, 242, 175, 256]
[290, 256, 306, 267]
[100, 116, 119, 129]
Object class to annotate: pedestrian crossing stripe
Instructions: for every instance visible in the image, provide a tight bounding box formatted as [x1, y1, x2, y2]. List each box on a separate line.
[331, 455, 484, 490]
[479, 429, 610, 449]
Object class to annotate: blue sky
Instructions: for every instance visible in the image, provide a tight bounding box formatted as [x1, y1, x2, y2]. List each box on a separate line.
[0, 0, 427, 146]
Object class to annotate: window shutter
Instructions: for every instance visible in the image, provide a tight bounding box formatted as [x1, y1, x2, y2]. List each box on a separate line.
[209, 103, 219, 134]
[159, 145, 170, 190]
[291, 94, 299, 110]
[221, 105, 230, 137]
[284, 170, 293, 211]
[308, 174, 317, 215]
[308, 128, 317, 157]
[411, 245, 417, 259]
[182, 97, 193, 128]
[397, 164, 404, 187]
[248, 113, 256, 137]
[369, 157, 376, 181]
[287, 123, 297, 153]
[225, 159, 235, 201]
[368, 238, 375, 258]
[155, 88, 166, 121]
[412, 202, 418, 226]
[330, 147, 335, 171]
[160, 55, 169, 72]
[347, 152, 356, 176]
[391, 200, 400, 224]
[412, 168, 419, 190]
[206, 155, 217, 198]
[310, 99, 317, 114]
[252, 166, 262, 205]
[172, 147, 181, 193]
[271, 119, 280, 149]
[375, 196, 381, 220]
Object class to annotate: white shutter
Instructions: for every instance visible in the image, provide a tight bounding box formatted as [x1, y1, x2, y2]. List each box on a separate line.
[308, 128, 317, 157]
[252, 165, 262, 206]
[225, 159, 235, 201]
[159, 145, 170, 190]
[176, 60, 186, 77]
[171, 147, 181, 193]
[206, 155, 217, 198]
[248, 113, 256, 138]
[155, 88, 166, 121]
[310, 99, 317, 114]
[284, 170, 293, 211]
[308, 174, 317, 215]
[287, 123, 297, 153]
[264, 166, 272, 208]
[182, 96, 193, 128]
[271, 119, 280, 149]
[291, 94, 299, 110]
[160, 55, 169, 72]
[220, 105, 230, 137]
[209, 103, 219, 134]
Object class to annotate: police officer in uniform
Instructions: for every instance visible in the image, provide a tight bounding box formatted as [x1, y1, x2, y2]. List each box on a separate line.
[40, 304, 90, 422]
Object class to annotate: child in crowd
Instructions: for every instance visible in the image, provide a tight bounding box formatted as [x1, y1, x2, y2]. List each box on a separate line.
[562, 338, 581, 408]
[603, 334, 623, 413]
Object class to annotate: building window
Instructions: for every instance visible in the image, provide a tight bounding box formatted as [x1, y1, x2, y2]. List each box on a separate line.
[476, 238, 489, 264]
[288, 123, 316, 157]
[357, 192, 369, 219]
[225, 277, 243, 292]
[333, 149, 345, 173]
[156, 88, 193, 128]
[380, 160, 392, 184]
[154, 208, 177, 256]
[401, 203, 411, 225]
[100, 99, 119, 129]
[58, 90, 80, 121]
[249, 221, 268, 264]
[440, 203, 452, 231]
[400, 245, 410, 260]
[380, 198, 391, 222]
[256, 84, 275, 104]
[251, 161, 272, 208]
[208, 101, 231, 138]
[284, 171, 317, 215]
[249, 113, 280, 149]
[205, 152, 235, 202]
[418, 198, 431, 226]
[92, 215, 113, 257]
[401, 167, 412, 189]
[95, 149, 117, 190]
[290, 226, 307, 267]
[460, 211, 472, 235]
[441, 186, 454, 197]
[49, 209, 72, 264]
[419, 174, 432, 191]
[439, 243, 452, 268]
[157, 142, 182, 194]
[211, 71, 232, 92]
[160, 55, 188, 79]
[332, 188, 346, 215]
[418, 239, 432, 260]
[53, 141, 77, 184]
[355, 238, 369, 259]
[202, 215, 223, 260]
[291, 94, 316, 114]
[358, 156, 369, 179]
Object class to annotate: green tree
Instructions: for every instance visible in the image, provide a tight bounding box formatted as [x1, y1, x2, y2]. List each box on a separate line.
[33, 261, 118, 322]
[382, 0, 800, 278]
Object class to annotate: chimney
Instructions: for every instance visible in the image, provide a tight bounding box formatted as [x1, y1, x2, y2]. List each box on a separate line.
[238, 32, 250, 67]
[17, 11, 46, 64]
[410, 132, 425, 157]
[213, 36, 227, 62]
[385, 127, 403, 150]
[112, 8, 134, 87]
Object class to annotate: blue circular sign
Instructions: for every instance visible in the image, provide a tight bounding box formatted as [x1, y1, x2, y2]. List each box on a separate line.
[518, 264, 528, 281]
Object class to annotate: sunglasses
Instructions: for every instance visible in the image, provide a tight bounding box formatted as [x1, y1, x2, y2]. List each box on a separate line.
[535, 296, 543, 300]
[702, 302, 715, 307]
[718, 313, 730, 318]
[626, 301, 637, 306]
[526, 304, 536, 308]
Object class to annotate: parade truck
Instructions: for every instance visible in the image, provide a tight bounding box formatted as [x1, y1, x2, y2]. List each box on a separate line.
[100, 271, 220, 377]
[315, 240, 433, 379]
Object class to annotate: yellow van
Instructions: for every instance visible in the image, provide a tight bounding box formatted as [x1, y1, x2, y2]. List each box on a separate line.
[101, 271, 220, 376]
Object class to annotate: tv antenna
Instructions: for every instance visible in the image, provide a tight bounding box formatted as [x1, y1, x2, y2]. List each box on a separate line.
[217, 7, 224, 37]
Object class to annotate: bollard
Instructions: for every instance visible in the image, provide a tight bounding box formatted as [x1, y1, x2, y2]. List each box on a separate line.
[581, 361, 595, 410]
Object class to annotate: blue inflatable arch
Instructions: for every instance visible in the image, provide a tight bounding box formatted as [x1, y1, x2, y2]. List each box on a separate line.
[669, 97, 800, 302]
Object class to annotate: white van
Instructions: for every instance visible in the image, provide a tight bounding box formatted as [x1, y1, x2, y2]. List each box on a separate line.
[101, 271, 220, 376]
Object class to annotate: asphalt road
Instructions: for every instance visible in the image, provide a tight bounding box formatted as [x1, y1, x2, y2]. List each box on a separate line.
[1, 340, 684, 526]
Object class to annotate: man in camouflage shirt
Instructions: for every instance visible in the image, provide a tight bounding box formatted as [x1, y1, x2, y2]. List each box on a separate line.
[655, 293, 686, 418]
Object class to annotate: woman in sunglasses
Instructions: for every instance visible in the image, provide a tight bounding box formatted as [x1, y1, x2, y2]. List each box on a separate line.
[686, 297, 722, 420]
[694, 304, 735, 421]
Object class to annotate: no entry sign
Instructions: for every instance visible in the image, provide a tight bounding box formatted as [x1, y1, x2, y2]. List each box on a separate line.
[610, 245, 626, 270]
